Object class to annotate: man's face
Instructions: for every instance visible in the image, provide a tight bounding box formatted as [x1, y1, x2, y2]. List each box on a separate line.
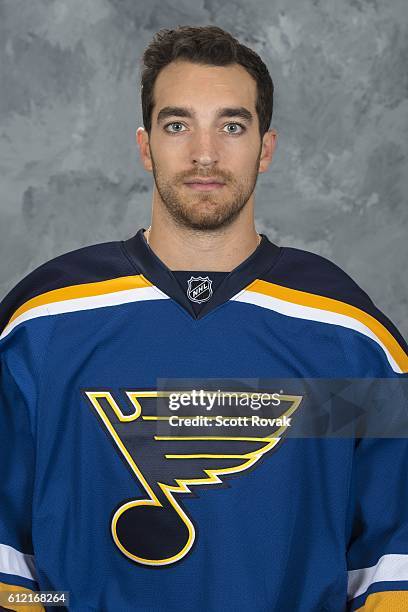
[139, 60, 274, 231]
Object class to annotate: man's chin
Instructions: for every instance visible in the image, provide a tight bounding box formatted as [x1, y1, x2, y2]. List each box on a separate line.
[159, 188, 248, 230]
[176, 208, 242, 231]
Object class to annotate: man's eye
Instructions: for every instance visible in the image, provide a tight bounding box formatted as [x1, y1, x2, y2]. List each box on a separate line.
[164, 122, 186, 133]
[224, 123, 245, 134]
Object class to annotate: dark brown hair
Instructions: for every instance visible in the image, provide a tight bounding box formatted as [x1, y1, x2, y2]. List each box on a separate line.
[140, 25, 274, 138]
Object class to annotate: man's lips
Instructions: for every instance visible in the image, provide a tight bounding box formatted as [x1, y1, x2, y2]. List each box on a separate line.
[184, 179, 225, 191]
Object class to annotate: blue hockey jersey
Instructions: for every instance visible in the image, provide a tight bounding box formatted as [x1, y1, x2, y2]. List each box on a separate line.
[1, 228, 408, 611]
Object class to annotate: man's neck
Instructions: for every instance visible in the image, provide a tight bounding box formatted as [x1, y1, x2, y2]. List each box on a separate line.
[144, 221, 260, 272]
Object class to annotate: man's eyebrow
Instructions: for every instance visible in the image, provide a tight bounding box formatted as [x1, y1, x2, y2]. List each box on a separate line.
[156, 106, 254, 124]
[216, 107, 254, 123]
[156, 106, 194, 123]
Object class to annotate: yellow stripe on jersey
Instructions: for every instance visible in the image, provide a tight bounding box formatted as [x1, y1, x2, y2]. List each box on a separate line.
[7, 274, 152, 328]
[355, 589, 408, 610]
[245, 279, 408, 373]
[0, 582, 45, 612]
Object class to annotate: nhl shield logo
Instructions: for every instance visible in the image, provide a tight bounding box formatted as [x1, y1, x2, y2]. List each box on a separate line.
[187, 276, 213, 303]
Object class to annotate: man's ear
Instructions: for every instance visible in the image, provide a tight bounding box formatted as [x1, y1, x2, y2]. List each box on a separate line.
[258, 129, 277, 174]
[136, 127, 153, 172]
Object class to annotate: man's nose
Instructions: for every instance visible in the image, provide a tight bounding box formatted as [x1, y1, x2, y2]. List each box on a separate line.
[189, 130, 219, 166]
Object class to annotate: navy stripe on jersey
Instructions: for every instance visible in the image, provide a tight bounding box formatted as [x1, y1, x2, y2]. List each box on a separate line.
[261, 247, 408, 356]
[0, 240, 135, 334]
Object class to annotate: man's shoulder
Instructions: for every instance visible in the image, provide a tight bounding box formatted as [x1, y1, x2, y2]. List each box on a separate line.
[0, 238, 135, 335]
[258, 243, 408, 373]
[264, 245, 371, 306]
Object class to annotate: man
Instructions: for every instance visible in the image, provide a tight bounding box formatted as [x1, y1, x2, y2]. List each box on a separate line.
[0, 25, 407, 612]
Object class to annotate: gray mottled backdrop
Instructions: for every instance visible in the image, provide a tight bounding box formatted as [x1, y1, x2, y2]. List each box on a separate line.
[0, 0, 407, 336]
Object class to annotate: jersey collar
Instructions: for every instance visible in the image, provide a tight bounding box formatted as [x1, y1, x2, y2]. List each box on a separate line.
[122, 228, 281, 320]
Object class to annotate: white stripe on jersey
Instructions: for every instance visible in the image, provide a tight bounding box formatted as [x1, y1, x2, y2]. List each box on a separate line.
[233, 289, 402, 374]
[0, 542, 38, 582]
[348, 553, 408, 599]
[0, 286, 169, 340]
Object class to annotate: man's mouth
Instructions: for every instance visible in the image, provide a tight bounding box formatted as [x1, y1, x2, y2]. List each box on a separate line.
[184, 179, 225, 191]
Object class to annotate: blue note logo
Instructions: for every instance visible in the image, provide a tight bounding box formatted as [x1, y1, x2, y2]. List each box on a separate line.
[82, 388, 302, 567]
[187, 276, 213, 303]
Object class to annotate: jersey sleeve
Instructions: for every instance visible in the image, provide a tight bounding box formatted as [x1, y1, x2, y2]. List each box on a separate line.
[0, 240, 126, 612]
[345, 298, 408, 610]
[346, 434, 408, 611]
[0, 308, 45, 611]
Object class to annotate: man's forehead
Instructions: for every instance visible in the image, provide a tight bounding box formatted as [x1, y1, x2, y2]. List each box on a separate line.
[153, 60, 257, 111]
